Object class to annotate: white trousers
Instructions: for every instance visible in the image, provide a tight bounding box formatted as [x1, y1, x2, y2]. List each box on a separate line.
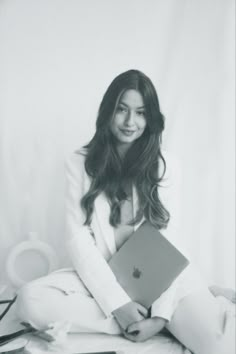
[15, 268, 235, 354]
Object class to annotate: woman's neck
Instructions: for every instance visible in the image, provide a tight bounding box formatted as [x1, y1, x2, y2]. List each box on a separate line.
[116, 143, 132, 160]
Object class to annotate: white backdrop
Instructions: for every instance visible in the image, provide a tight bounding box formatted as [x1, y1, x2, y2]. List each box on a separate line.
[0, 0, 235, 288]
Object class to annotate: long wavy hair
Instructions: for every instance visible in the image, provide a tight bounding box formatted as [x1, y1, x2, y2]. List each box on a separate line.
[81, 69, 170, 229]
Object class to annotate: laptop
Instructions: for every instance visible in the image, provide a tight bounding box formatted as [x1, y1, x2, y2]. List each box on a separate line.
[109, 221, 189, 308]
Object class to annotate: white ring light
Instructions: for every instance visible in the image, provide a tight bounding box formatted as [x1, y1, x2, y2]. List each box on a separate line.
[6, 233, 59, 288]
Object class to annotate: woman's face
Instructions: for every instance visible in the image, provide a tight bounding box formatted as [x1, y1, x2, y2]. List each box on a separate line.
[110, 89, 147, 153]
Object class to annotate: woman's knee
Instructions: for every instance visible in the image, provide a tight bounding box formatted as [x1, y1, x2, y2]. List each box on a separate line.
[167, 290, 235, 354]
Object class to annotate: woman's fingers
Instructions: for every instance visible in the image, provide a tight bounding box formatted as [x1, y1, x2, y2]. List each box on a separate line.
[123, 332, 140, 342]
[112, 301, 148, 331]
[137, 303, 148, 318]
[124, 317, 167, 343]
[126, 321, 140, 334]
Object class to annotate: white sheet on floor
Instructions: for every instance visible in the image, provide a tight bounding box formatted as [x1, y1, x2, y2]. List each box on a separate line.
[1, 296, 234, 354]
[25, 332, 191, 354]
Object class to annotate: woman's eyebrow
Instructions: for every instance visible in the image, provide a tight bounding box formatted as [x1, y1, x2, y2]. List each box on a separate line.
[119, 101, 146, 109]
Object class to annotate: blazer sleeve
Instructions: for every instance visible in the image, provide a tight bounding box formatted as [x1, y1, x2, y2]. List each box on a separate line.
[65, 152, 131, 317]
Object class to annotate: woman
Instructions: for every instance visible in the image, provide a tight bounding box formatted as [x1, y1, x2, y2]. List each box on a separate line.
[16, 70, 235, 353]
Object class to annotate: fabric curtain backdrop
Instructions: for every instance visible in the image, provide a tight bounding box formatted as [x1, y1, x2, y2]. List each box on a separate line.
[0, 0, 235, 288]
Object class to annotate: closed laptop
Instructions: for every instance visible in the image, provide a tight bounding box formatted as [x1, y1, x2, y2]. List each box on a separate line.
[109, 221, 189, 308]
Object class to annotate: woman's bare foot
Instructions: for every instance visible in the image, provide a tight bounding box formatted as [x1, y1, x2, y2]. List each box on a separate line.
[209, 285, 236, 303]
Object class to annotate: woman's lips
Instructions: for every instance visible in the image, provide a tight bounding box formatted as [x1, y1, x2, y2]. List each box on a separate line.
[120, 129, 136, 136]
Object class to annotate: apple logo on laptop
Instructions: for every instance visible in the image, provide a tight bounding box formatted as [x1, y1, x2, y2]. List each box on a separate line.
[133, 266, 142, 279]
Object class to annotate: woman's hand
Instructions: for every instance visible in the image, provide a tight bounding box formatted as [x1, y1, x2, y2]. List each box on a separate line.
[124, 317, 167, 342]
[112, 301, 148, 331]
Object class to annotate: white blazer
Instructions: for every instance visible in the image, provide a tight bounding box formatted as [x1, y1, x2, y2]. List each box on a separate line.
[65, 149, 186, 318]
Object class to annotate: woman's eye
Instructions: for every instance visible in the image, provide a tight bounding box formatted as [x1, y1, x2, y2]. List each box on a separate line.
[136, 111, 145, 116]
[117, 106, 127, 113]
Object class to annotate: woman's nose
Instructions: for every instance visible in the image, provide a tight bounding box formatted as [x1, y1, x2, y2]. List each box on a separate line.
[125, 111, 135, 125]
